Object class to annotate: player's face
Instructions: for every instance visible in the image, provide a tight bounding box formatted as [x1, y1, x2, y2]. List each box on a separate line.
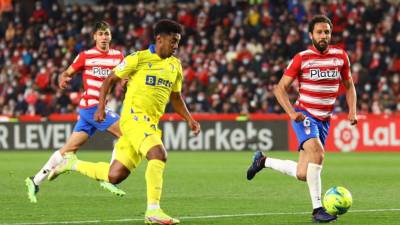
[159, 33, 181, 58]
[309, 22, 331, 52]
[94, 28, 112, 51]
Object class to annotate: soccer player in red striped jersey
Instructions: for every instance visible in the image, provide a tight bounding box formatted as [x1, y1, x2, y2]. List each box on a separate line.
[247, 15, 357, 223]
[25, 21, 125, 203]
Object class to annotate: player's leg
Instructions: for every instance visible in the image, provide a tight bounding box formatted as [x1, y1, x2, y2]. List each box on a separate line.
[108, 159, 130, 184]
[301, 138, 324, 209]
[106, 119, 122, 137]
[69, 111, 120, 178]
[25, 131, 89, 203]
[136, 129, 179, 224]
[247, 113, 316, 181]
[59, 131, 91, 155]
[67, 108, 122, 183]
[51, 107, 125, 188]
[246, 150, 298, 180]
[301, 138, 336, 222]
[144, 144, 179, 225]
[47, 115, 96, 181]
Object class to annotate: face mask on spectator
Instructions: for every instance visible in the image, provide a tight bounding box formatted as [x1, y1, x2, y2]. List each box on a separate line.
[393, 75, 399, 84]
[209, 76, 217, 83]
[197, 94, 205, 102]
[366, 23, 372, 31]
[365, 84, 371, 91]
[232, 78, 238, 85]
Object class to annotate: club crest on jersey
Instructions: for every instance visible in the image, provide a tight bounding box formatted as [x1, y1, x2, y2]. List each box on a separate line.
[92, 67, 111, 77]
[310, 69, 339, 79]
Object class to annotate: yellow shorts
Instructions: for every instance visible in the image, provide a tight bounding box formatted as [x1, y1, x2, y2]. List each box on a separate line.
[114, 115, 163, 171]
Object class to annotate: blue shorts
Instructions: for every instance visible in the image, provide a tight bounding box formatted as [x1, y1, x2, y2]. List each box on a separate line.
[73, 105, 119, 137]
[291, 109, 330, 150]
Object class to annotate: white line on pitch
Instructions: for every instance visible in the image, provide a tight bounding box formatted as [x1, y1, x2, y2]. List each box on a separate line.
[2, 208, 400, 225]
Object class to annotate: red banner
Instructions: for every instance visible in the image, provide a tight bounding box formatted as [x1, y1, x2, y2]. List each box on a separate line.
[290, 114, 400, 152]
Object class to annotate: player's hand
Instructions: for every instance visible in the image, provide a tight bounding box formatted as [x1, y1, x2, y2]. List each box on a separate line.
[188, 119, 201, 136]
[59, 75, 71, 89]
[94, 109, 106, 122]
[348, 113, 358, 126]
[120, 78, 129, 87]
[289, 112, 306, 122]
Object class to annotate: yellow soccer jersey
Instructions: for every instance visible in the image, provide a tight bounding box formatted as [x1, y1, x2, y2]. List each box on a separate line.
[114, 45, 183, 124]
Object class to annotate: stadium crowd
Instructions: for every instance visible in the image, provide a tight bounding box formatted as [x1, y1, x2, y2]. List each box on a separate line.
[0, 0, 399, 117]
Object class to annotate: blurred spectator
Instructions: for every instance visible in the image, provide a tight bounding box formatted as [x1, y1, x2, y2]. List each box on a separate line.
[0, 0, 399, 117]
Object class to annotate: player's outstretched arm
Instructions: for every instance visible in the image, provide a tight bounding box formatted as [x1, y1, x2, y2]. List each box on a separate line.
[170, 92, 200, 136]
[95, 72, 121, 122]
[342, 77, 357, 125]
[58, 66, 76, 89]
[273, 75, 305, 122]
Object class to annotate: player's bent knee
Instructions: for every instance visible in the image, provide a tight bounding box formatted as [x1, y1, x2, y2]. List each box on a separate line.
[146, 146, 168, 162]
[296, 171, 307, 181]
[108, 166, 130, 184]
[108, 172, 127, 184]
[60, 146, 79, 155]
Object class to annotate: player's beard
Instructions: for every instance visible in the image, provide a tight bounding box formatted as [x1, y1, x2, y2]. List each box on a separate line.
[312, 39, 329, 53]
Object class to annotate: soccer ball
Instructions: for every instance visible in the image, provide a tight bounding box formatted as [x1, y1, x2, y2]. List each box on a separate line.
[323, 186, 353, 215]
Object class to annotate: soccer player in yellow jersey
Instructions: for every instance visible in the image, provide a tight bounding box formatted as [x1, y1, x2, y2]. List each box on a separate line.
[49, 19, 200, 225]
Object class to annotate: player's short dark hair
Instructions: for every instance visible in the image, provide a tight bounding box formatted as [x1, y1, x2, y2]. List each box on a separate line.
[94, 21, 110, 32]
[154, 19, 183, 37]
[308, 15, 333, 33]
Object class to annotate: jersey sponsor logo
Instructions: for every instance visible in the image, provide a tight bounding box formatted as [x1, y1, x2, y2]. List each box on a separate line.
[145, 75, 173, 88]
[310, 69, 339, 79]
[92, 67, 111, 77]
[145, 75, 156, 86]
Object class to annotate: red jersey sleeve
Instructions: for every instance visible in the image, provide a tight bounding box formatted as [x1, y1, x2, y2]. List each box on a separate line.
[284, 54, 302, 78]
[70, 52, 85, 71]
[341, 51, 351, 80]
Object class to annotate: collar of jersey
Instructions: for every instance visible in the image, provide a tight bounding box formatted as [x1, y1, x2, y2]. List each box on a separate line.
[149, 44, 156, 53]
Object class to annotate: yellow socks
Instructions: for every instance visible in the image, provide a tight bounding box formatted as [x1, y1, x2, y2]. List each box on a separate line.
[75, 161, 110, 182]
[145, 160, 165, 206]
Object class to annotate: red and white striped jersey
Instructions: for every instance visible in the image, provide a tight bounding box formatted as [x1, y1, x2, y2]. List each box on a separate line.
[70, 47, 124, 108]
[284, 46, 351, 120]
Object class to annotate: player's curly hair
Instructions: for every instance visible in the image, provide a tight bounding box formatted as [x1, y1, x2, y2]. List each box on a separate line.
[308, 15, 333, 33]
[154, 19, 183, 37]
[94, 21, 110, 32]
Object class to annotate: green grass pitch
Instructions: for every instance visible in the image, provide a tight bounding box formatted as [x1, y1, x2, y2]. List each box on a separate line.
[1, 151, 399, 225]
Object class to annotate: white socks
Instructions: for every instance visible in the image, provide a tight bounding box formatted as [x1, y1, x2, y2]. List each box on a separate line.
[307, 163, 323, 209]
[33, 150, 63, 185]
[264, 158, 297, 178]
[264, 158, 323, 209]
[147, 203, 160, 210]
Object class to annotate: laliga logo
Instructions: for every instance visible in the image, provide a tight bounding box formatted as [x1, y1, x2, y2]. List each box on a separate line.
[334, 120, 359, 152]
